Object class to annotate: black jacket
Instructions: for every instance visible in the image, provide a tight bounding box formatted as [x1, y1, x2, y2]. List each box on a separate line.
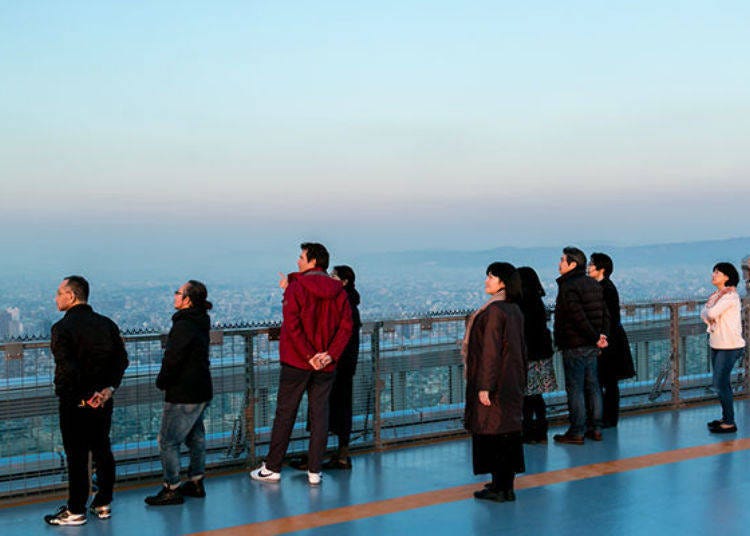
[336, 287, 362, 377]
[51, 304, 129, 403]
[553, 268, 609, 350]
[598, 278, 636, 379]
[156, 307, 213, 403]
[463, 301, 527, 435]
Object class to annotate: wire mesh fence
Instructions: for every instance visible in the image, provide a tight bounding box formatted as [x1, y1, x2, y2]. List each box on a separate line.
[1, 298, 747, 500]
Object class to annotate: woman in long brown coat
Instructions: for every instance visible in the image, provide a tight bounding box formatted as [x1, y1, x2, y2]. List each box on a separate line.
[462, 262, 527, 502]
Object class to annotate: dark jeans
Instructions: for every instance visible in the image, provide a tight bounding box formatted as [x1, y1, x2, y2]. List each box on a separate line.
[711, 348, 743, 425]
[265, 365, 335, 473]
[158, 402, 207, 485]
[562, 346, 602, 436]
[59, 399, 115, 514]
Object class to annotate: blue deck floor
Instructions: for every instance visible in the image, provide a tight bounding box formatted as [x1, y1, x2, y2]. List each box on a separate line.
[3, 400, 750, 535]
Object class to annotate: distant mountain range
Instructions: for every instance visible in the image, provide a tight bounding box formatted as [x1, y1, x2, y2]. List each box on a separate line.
[369, 237, 750, 272]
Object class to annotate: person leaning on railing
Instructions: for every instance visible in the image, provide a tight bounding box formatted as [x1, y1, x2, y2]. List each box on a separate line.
[702, 262, 745, 434]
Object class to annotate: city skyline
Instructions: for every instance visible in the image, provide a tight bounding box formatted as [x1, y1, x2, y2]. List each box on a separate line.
[1, 1, 749, 259]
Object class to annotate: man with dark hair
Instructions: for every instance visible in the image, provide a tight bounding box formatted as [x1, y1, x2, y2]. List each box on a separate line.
[553, 248, 609, 445]
[45, 276, 129, 526]
[251, 242, 353, 486]
[299, 242, 330, 270]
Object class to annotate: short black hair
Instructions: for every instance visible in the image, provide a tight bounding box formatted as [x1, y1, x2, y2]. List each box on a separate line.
[713, 262, 740, 287]
[486, 261, 523, 303]
[184, 280, 213, 311]
[64, 275, 89, 302]
[590, 252, 614, 278]
[301, 242, 330, 270]
[563, 246, 586, 269]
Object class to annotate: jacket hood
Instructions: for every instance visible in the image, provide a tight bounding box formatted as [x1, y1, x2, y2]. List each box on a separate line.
[289, 268, 345, 299]
[172, 307, 211, 329]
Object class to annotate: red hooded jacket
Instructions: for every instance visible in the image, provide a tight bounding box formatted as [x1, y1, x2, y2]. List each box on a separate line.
[279, 268, 353, 372]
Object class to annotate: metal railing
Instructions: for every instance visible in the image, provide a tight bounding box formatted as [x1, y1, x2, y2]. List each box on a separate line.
[1, 299, 748, 500]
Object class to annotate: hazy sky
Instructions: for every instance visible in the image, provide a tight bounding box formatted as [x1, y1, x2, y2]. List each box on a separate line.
[2, 1, 749, 266]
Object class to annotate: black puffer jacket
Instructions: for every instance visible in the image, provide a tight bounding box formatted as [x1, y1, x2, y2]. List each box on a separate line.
[156, 307, 213, 403]
[51, 304, 129, 403]
[553, 268, 609, 350]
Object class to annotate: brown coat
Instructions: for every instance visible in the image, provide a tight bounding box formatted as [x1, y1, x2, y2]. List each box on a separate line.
[463, 301, 527, 435]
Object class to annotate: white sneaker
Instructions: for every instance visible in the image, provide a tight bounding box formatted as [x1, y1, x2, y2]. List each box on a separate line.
[250, 463, 281, 483]
[308, 471, 322, 485]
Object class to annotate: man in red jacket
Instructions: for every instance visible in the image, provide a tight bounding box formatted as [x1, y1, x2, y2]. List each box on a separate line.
[251, 242, 353, 486]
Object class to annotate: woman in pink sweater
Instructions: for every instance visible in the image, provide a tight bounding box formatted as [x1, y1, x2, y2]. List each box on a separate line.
[701, 262, 745, 434]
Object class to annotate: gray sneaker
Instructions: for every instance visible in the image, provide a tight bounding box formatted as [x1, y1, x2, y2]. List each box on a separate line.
[90, 504, 111, 520]
[44, 505, 87, 526]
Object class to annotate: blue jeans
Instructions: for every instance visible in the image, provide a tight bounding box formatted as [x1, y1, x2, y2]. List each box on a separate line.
[562, 346, 602, 436]
[711, 348, 743, 425]
[158, 402, 208, 486]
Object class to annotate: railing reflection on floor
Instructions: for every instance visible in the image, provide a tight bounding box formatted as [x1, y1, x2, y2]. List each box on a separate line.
[1, 299, 747, 500]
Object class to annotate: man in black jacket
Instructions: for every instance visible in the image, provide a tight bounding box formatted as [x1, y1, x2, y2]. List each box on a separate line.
[145, 280, 213, 506]
[552, 247, 609, 445]
[45, 276, 129, 526]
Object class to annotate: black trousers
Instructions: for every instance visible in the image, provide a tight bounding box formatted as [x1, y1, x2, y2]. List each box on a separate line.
[265, 365, 335, 473]
[59, 400, 115, 513]
[598, 356, 621, 426]
[328, 371, 354, 448]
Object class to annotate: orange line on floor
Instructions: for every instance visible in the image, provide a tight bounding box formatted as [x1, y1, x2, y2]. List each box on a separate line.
[190, 437, 750, 536]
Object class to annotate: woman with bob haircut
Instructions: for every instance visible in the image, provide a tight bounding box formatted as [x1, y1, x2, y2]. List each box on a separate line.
[462, 262, 527, 502]
[701, 262, 745, 434]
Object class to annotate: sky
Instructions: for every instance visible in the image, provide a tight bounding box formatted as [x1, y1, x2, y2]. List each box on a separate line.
[1, 1, 749, 277]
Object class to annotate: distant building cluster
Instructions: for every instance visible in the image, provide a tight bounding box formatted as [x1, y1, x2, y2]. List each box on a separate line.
[0, 307, 23, 339]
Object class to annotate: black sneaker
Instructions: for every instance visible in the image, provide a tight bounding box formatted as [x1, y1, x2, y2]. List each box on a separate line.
[322, 456, 352, 470]
[44, 505, 87, 526]
[145, 485, 184, 506]
[179, 478, 206, 498]
[287, 456, 309, 471]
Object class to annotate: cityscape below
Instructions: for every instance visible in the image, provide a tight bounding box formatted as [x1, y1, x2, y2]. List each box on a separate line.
[2, 236, 748, 340]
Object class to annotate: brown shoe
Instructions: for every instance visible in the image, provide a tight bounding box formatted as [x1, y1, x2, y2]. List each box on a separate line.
[584, 430, 603, 441]
[553, 433, 584, 445]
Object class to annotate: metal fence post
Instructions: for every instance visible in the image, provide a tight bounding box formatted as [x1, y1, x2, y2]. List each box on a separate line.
[669, 303, 683, 406]
[243, 332, 256, 468]
[371, 322, 383, 451]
